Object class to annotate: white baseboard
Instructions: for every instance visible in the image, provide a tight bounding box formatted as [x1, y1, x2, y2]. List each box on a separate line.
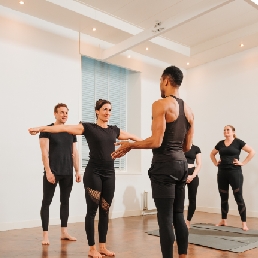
[0, 210, 142, 231]
[0, 216, 86, 232]
[2, 207, 258, 231]
[195, 206, 258, 218]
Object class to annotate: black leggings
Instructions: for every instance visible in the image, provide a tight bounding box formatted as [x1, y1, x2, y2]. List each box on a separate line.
[217, 168, 246, 222]
[154, 198, 188, 258]
[40, 173, 73, 231]
[186, 167, 199, 221]
[83, 162, 115, 246]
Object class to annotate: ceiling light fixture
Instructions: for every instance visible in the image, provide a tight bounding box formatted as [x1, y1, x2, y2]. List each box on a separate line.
[152, 21, 165, 33]
[146, 47, 148, 50]
[19, 1, 25, 4]
[92, 28, 96, 31]
[240, 43, 244, 47]
[127, 55, 131, 58]
[187, 62, 190, 65]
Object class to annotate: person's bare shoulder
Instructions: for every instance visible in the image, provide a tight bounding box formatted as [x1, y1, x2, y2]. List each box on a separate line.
[152, 98, 168, 117]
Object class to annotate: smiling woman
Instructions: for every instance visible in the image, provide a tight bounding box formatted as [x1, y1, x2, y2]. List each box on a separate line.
[210, 125, 255, 231]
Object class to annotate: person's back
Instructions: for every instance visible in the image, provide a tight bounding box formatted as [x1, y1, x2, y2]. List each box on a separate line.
[152, 95, 190, 163]
[111, 65, 194, 258]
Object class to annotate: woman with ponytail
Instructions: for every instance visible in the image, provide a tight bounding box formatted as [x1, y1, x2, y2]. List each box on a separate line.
[210, 125, 255, 231]
[29, 99, 142, 258]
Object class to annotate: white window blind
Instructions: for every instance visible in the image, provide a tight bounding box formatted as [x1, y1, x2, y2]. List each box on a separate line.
[81, 56, 127, 170]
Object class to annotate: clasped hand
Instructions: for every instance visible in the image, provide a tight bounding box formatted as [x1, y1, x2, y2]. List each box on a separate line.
[28, 127, 40, 135]
[186, 175, 195, 183]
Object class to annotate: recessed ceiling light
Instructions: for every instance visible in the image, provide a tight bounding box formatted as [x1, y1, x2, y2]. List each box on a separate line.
[240, 43, 244, 47]
[19, 1, 25, 4]
[127, 55, 131, 58]
[187, 62, 190, 65]
[146, 47, 148, 50]
[92, 28, 96, 31]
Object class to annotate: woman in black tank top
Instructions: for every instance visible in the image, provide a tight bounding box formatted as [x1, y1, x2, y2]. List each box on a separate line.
[29, 99, 142, 258]
[184, 144, 201, 228]
[210, 125, 255, 231]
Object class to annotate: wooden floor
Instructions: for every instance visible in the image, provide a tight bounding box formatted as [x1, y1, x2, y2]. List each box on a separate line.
[1, 211, 258, 257]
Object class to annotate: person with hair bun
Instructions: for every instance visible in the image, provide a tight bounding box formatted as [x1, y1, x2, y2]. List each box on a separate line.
[29, 99, 142, 258]
[210, 125, 255, 231]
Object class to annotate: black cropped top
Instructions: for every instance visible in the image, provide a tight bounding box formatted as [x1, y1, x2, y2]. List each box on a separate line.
[184, 145, 201, 164]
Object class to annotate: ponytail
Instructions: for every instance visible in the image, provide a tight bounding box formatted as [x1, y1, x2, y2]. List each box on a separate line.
[227, 125, 236, 138]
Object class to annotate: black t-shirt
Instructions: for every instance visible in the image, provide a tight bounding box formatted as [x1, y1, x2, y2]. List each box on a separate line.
[39, 123, 77, 175]
[82, 123, 120, 163]
[215, 138, 246, 169]
[184, 145, 201, 164]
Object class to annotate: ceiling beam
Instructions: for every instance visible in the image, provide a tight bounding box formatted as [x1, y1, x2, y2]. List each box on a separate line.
[244, 0, 258, 9]
[191, 20, 258, 56]
[101, 0, 234, 60]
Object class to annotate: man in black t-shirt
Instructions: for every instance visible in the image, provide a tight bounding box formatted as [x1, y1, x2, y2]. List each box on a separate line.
[39, 103, 81, 245]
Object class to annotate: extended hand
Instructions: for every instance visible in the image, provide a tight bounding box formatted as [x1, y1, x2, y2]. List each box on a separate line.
[111, 141, 132, 159]
[28, 127, 40, 135]
[233, 159, 243, 166]
[75, 173, 82, 183]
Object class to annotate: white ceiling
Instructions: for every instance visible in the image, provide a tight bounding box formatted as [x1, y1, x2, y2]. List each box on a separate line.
[1, 0, 258, 69]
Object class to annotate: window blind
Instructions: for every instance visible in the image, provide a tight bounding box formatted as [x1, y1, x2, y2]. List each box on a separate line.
[81, 56, 127, 170]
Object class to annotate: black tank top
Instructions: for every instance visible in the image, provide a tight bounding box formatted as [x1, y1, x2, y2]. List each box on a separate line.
[152, 96, 190, 162]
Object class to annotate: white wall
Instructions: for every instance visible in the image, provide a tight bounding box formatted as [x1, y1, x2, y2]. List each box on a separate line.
[184, 46, 258, 217]
[0, 6, 169, 230]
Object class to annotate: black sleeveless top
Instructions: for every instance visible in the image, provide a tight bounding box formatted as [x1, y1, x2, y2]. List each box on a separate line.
[152, 96, 190, 162]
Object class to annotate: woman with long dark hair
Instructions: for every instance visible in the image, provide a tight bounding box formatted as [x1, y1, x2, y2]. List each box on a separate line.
[210, 125, 255, 231]
[29, 99, 142, 258]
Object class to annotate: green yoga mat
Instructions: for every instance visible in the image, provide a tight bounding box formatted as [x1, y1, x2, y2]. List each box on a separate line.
[147, 223, 258, 253]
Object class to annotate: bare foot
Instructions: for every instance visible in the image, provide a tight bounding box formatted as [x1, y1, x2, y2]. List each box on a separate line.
[216, 219, 227, 226]
[61, 227, 76, 241]
[42, 231, 50, 245]
[99, 247, 115, 257]
[185, 220, 190, 229]
[88, 248, 102, 258]
[60, 232, 77, 241]
[242, 222, 249, 231]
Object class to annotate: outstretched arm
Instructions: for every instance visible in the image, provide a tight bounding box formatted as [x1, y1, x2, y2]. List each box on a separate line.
[111, 100, 166, 159]
[29, 124, 84, 135]
[118, 130, 142, 141]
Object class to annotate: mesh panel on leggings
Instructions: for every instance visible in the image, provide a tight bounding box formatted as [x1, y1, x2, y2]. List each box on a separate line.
[86, 187, 100, 204]
[101, 198, 110, 212]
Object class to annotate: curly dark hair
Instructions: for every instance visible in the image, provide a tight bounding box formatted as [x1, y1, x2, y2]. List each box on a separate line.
[162, 66, 183, 86]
